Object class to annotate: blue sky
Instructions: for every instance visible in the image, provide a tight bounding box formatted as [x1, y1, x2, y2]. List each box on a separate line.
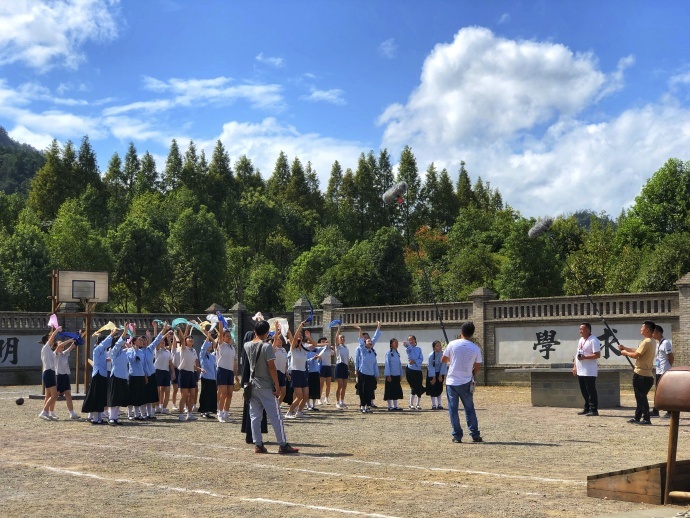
[1, 1, 690, 217]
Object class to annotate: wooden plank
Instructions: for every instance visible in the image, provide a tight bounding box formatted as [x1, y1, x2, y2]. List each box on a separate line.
[587, 467, 663, 497]
[588, 488, 662, 505]
[669, 491, 690, 502]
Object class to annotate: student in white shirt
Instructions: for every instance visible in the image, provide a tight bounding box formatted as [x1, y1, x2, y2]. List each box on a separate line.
[38, 326, 61, 421]
[334, 326, 350, 409]
[55, 336, 80, 419]
[215, 322, 239, 423]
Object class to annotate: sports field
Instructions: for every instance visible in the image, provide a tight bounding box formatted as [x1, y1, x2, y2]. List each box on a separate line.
[0, 384, 687, 517]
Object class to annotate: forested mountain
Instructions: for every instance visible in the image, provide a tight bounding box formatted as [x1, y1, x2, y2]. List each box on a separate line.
[0, 131, 688, 314]
[0, 127, 46, 194]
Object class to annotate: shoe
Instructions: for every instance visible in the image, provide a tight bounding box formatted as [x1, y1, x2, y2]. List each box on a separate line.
[295, 411, 305, 418]
[662, 412, 671, 419]
[49, 413, 59, 420]
[186, 414, 198, 421]
[361, 409, 367, 414]
[254, 444, 268, 454]
[317, 399, 322, 405]
[341, 403, 348, 409]
[39, 412, 51, 421]
[192, 405, 198, 412]
[324, 398, 330, 405]
[649, 410, 660, 417]
[431, 405, 437, 410]
[577, 410, 589, 415]
[161, 408, 171, 415]
[311, 407, 320, 412]
[128, 415, 135, 421]
[154, 407, 161, 414]
[148, 415, 157, 421]
[204, 413, 215, 419]
[452, 438, 462, 443]
[217, 415, 225, 423]
[627, 418, 640, 424]
[108, 420, 118, 426]
[135, 416, 145, 421]
[639, 419, 652, 425]
[70, 413, 81, 420]
[388, 408, 395, 412]
[370, 404, 378, 408]
[472, 437, 484, 443]
[172, 404, 179, 411]
[335, 403, 342, 409]
[91, 420, 102, 425]
[436, 405, 444, 410]
[409, 405, 415, 410]
[586, 410, 599, 416]
[285, 412, 296, 419]
[416, 405, 422, 410]
[178, 414, 187, 421]
[394, 407, 403, 411]
[279, 443, 299, 454]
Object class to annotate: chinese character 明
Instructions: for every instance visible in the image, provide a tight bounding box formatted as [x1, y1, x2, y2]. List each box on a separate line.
[533, 330, 561, 360]
[0, 337, 18, 365]
[597, 328, 621, 359]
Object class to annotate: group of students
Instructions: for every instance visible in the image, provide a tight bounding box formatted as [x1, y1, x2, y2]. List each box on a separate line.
[39, 315, 449, 425]
[353, 321, 448, 414]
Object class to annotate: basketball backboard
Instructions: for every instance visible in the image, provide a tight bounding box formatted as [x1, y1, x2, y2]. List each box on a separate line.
[56, 270, 109, 303]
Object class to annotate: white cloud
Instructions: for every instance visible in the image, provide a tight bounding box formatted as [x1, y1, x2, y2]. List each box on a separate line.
[207, 118, 366, 183]
[0, 0, 120, 70]
[7, 125, 54, 151]
[256, 52, 285, 68]
[379, 38, 397, 59]
[379, 27, 690, 217]
[498, 13, 510, 25]
[300, 88, 346, 105]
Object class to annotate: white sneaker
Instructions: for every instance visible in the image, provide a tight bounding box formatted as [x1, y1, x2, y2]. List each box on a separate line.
[178, 414, 187, 421]
[49, 413, 59, 420]
[70, 413, 81, 420]
[295, 411, 305, 418]
[217, 415, 225, 423]
[324, 398, 330, 405]
[186, 413, 198, 421]
[172, 404, 179, 411]
[161, 408, 171, 415]
[342, 403, 348, 408]
[154, 407, 161, 414]
[317, 399, 322, 405]
[39, 411, 51, 421]
[285, 412, 296, 419]
[192, 405, 198, 412]
[335, 402, 342, 409]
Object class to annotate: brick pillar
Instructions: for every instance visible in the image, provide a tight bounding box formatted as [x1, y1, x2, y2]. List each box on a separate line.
[468, 287, 496, 385]
[675, 273, 690, 366]
[293, 295, 311, 332]
[229, 302, 246, 341]
[321, 295, 343, 342]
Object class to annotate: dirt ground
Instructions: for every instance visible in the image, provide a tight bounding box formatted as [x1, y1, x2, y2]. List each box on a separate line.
[1, 383, 689, 518]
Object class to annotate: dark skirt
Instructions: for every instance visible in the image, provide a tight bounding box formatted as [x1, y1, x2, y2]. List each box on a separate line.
[384, 375, 403, 401]
[406, 368, 425, 397]
[426, 374, 444, 397]
[198, 378, 218, 414]
[308, 372, 321, 400]
[358, 374, 376, 406]
[128, 375, 147, 407]
[145, 374, 159, 404]
[156, 369, 171, 386]
[241, 400, 268, 444]
[82, 373, 108, 412]
[108, 375, 129, 408]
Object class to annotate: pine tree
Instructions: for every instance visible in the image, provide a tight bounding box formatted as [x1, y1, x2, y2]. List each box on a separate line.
[123, 142, 140, 202]
[27, 140, 66, 222]
[456, 161, 476, 208]
[162, 139, 183, 191]
[134, 151, 159, 195]
[267, 151, 291, 200]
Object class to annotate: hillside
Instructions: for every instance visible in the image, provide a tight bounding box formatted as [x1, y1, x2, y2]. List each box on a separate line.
[0, 126, 46, 194]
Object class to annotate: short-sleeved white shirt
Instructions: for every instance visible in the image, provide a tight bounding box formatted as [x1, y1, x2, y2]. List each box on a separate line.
[41, 343, 56, 372]
[575, 335, 601, 377]
[442, 338, 482, 386]
[656, 338, 673, 375]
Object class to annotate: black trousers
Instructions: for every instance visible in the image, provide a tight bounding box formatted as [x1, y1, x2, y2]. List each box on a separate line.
[632, 373, 654, 421]
[577, 375, 598, 411]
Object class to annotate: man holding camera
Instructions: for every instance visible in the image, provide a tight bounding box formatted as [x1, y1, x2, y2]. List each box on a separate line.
[572, 322, 601, 416]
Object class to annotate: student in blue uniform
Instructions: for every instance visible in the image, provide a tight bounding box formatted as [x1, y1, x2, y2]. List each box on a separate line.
[142, 327, 164, 419]
[306, 341, 322, 411]
[384, 338, 404, 411]
[426, 340, 448, 410]
[82, 327, 116, 424]
[404, 335, 425, 410]
[107, 325, 132, 425]
[354, 322, 381, 408]
[355, 336, 378, 413]
[126, 333, 148, 421]
[198, 332, 218, 419]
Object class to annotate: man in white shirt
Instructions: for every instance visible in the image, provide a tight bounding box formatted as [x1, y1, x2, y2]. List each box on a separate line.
[572, 322, 601, 417]
[442, 322, 483, 443]
[650, 324, 673, 418]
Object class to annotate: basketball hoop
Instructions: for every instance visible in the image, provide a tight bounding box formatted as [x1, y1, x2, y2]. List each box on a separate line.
[80, 298, 98, 314]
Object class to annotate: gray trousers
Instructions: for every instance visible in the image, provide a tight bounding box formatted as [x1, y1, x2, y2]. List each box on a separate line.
[249, 387, 286, 446]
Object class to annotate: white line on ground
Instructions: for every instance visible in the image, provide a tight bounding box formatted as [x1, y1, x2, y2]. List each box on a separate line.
[115, 433, 580, 485]
[1, 460, 401, 518]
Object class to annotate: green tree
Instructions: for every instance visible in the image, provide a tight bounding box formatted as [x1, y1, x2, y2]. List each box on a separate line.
[26, 140, 66, 222]
[267, 151, 291, 200]
[456, 161, 476, 208]
[244, 259, 284, 313]
[632, 232, 690, 292]
[162, 139, 183, 191]
[563, 217, 615, 296]
[167, 206, 227, 312]
[134, 151, 159, 195]
[396, 146, 422, 236]
[122, 141, 140, 202]
[495, 218, 563, 298]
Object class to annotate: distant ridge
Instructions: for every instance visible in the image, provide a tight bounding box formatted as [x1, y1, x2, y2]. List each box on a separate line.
[0, 126, 46, 194]
[0, 126, 43, 153]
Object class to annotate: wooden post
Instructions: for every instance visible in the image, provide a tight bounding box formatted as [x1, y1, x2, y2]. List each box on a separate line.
[83, 305, 91, 392]
[664, 410, 681, 504]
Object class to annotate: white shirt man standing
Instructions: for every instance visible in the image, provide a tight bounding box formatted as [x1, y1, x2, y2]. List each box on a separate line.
[442, 322, 483, 443]
[650, 324, 673, 418]
[572, 322, 601, 416]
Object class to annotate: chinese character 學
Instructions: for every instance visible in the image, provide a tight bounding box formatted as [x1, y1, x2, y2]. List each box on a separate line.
[0, 337, 18, 365]
[597, 327, 621, 359]
[533, 330, 561, 360]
